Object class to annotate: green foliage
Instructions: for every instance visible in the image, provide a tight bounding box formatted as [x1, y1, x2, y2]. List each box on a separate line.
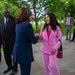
[32, 21, 44, 32]
[6, 0, 45, 31]
[44, 0, 75, 19]
[1, 0, 75, 32]
[0, 1, 19, 18]
[32, 21, 74, 36]
[59, 22, 66, 36]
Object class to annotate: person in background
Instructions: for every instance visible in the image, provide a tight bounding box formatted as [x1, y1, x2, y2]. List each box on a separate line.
[39, 13, 62, 75]
[0, 33, 2, 62]
[0, 8, 18, 75]
[64, 13, 74, 41]
[13, 7, 39, 75]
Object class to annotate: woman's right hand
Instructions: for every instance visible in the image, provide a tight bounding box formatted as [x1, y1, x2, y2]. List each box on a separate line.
[51, 48, 56, 54]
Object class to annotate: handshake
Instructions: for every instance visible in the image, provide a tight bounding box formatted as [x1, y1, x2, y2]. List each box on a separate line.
[34, 33, 40, 37]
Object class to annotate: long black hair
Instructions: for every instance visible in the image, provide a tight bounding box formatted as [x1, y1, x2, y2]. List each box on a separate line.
[43, 13, 61, 31]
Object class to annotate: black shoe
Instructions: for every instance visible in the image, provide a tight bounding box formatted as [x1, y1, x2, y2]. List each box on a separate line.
[0, 58, 1, 62]
[70, 40, 74, 42]
[10, 70, 18, 75]
[3, 67, 12, 74]
[65, 39, 68, 40]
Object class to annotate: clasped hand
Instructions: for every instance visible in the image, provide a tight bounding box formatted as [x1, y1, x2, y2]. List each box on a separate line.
[51, 48, 56, 54]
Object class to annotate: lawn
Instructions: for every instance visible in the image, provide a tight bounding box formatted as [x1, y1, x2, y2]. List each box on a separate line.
[32, 21, 74, 36]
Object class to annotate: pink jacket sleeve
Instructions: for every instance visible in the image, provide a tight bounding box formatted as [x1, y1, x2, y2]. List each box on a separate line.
[53, 26, 62, 50]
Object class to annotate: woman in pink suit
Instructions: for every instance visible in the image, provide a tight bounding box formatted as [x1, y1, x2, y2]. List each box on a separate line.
[39, 13, 62, 75]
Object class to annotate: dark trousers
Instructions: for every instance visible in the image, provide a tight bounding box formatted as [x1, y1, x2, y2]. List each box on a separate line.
[66, 25, 71, 40]
[20, 63, 31, 75]
[0, 45, 1, 62]
[0, 51, 1, 61]
[72, 28, 75, 41]
[3, 43, 18, 71]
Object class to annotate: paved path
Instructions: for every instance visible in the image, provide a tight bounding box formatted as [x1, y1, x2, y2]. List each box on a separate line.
[0, 36, 75, 75]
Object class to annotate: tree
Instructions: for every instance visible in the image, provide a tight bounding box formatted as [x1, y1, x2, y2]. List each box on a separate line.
[0, 1, 19, 18]
[5, 0, 45, 32]
[44, 0, 75, 19]
[29, 0, 45, 32]
[43, 0, 66, 19]
[3, 0, 75, 31]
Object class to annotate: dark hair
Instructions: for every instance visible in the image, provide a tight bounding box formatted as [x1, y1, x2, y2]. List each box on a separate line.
[43, 13, 61, 31]
[15, 7, 32, 24]
[3, 8, 9, 13]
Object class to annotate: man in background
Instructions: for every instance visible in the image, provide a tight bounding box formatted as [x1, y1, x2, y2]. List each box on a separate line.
[64, 13, 74, 41]
[0, 8, 18, 75]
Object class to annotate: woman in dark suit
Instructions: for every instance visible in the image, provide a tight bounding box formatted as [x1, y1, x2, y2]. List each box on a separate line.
[13, 7, 39, 75]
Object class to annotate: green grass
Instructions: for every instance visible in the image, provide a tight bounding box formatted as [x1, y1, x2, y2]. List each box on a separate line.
[32, 21, 44, 32]
[32, 21, 74, 36]
[60, 22, 74, 36]
[60, 22, 66, 36]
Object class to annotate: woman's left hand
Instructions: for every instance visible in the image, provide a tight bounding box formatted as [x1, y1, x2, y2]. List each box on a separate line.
[51, 48, 56, 54]
[34, 33, 40, 37]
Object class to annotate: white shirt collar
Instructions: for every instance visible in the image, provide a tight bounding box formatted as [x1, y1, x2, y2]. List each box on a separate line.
[4, 17, 9, 23]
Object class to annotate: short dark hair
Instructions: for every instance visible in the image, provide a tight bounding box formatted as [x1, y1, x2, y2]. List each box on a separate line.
[3, 8, 9, 13]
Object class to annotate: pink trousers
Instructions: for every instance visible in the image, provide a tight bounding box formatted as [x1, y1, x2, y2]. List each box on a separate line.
[42, 53, 60, 75]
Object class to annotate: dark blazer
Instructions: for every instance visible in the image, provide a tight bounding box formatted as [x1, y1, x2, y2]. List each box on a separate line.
[13, 22, 39, 64]
[0, 16, 15, 50]
[0, 33, 2, 46]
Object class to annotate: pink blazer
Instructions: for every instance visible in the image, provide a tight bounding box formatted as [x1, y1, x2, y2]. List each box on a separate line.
[39, 26, 62, 55]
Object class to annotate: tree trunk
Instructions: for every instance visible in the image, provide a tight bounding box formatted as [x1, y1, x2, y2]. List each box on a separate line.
[35, 21, 38, 32]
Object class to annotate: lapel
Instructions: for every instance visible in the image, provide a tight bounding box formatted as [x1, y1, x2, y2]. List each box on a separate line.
[44, 27, 53, 40]
[2, 17, 11, 30]
[44, 28, 48, 40]
[49, 30, 52, 40]
[1, 18, 5, 30]
[49, 29, 57, 40]
[5, 17, 12, 29]
[43, 27, 53, 41]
